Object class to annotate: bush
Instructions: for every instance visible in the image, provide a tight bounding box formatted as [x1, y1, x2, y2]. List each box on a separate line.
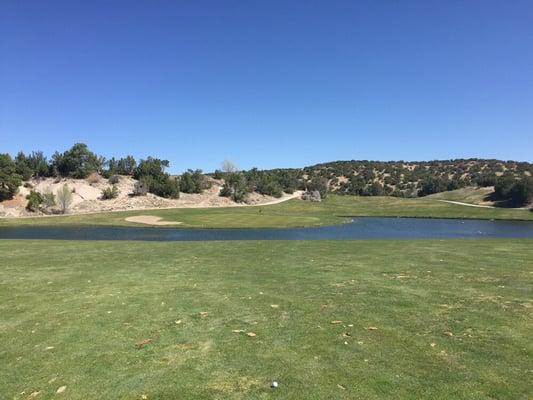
[418, 177, 448, 196]
[494, 175, 516, 199]
[26, 191, 43, 211]
[87, 172, 101, 184]
[108, 174, 120, 184]
[306, 177, 329, 199]
[476, 174, 497, 187]
[213, 169, 224, 180]
[180, 169, 212, 194]
[148, 176, 180, 199]
[256, 176, 283, 197]
[0, 154, 22, 201]
[134, 157, 180, 198]
[132, 179, 149, 196]
[508, 177, 533, 206]
[101, 185, 119, 200]
[302, 190, 321, 202]
[42, 191, 56, 208]
[220, 172, 249, 202]
[56, 184, 73, 214]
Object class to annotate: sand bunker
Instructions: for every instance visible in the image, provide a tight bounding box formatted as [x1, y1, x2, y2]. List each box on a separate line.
[125, 215, 182, 225]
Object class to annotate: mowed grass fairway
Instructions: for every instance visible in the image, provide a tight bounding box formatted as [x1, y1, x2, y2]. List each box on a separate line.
[1, 240, 532, 399]
[1, 195, 532, 229]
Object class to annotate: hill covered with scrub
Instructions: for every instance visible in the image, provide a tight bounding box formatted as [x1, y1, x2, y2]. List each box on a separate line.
[299, 158, 533, 198]
[219, 158, 533, 207]
[0, 143, 532, 217]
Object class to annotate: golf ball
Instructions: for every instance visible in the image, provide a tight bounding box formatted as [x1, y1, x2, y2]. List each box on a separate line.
[271, 381, 279, 388]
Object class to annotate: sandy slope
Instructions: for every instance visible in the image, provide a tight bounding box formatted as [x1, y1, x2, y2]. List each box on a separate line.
[0, 175, 303, 218]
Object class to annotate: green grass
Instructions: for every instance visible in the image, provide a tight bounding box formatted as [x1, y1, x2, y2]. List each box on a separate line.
[1, 195, 532, 229]
[1, 239, 531, 399]
[426, 187, 495, 205]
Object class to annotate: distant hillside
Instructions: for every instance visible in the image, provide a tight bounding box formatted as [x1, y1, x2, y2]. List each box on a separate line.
[2, 142, 532, 211]
[296, 159, 533, 198]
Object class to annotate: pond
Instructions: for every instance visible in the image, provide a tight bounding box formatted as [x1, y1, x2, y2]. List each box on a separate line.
[1, 217, 533, 241]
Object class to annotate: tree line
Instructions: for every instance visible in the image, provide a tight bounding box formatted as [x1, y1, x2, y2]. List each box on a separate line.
[1, 145, 532, 207]
[0, 143, 207, 201]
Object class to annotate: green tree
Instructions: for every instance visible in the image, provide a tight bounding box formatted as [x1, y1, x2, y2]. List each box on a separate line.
[0, 154, 22, 201]
[52, 143, 102, 178]
[220, 172, 249, 202]
[134, 157, 179, 198]
[27, 151, 51, 177]
[418, 177, 447, 196]
[26, 190, 43, 211]
[14, 152, 33, 181]
[256, 175, 283, 197]
[508, 177, 533, 206]
[180, 169, 211, 194]
[306, 177, 329, 199]
[494, 174, 516, 200]
[117, 156, 137, 175]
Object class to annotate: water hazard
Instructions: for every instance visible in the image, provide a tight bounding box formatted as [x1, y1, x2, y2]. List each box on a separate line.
[1, 217, 533, 241]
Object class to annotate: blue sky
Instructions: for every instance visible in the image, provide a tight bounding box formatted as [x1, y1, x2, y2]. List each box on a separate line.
[1, 1, 532, 173]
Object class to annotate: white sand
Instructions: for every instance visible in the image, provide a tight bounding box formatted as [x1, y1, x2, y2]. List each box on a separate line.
[124, 215, 183, 225]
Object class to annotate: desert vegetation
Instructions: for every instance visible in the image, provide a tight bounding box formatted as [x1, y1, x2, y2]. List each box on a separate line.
[217, 159, 532, 206]
[1, 144, 532, 214]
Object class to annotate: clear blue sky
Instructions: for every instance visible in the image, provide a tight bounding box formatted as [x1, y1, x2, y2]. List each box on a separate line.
[1, 1, 532, 173]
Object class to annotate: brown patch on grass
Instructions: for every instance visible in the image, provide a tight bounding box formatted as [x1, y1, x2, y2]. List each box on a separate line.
[135, 338, 153, 349]
[208, 374, 260, 394]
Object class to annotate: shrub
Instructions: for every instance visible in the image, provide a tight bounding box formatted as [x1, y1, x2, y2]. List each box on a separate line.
[306, 177, 329, 199]
[476, 174, 497, 187]
[132, 179, 149, 196]
[101, 185, 119, 200]
[0, 154, 22, 201]
[256, 176, 283, 197]
[220, 172, 249, 202]
[108, 174, 120, 184]
[418, 177, 448, 196]
[221, 160, 238, 173]
[26, 191, 43, 211]
[494, 175, 516, 199]
[302, 190, 321, 202]
[56, 184, 73, 214]
[134, 157, 180, 198]
[508, 177, 533, 206]
[42, 191, 56, 208]
[148, 176, 180, 199]
[180, 169, 212, 194]
[87, 172, 101, 184]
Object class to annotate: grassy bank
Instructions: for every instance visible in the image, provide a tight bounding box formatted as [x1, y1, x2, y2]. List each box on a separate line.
[1, 239, 531, 399]
[1, 195, 532, 229]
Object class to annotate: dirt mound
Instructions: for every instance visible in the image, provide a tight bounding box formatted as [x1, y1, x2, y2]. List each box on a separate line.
[0, 176, 302, 218]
